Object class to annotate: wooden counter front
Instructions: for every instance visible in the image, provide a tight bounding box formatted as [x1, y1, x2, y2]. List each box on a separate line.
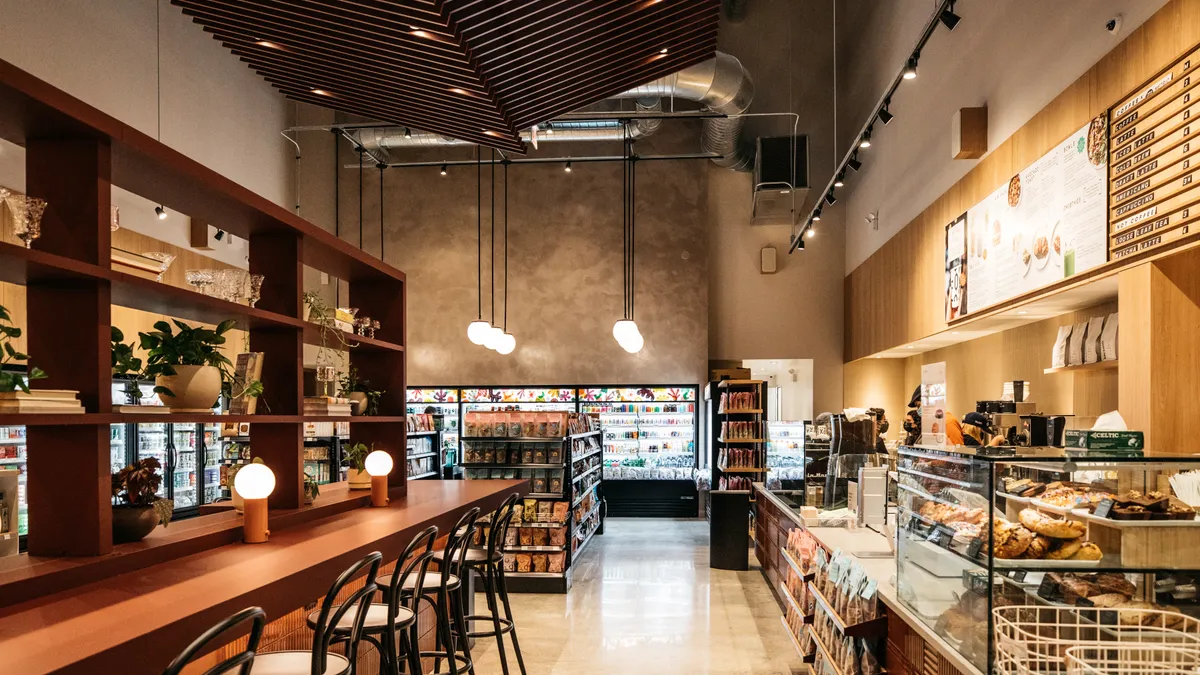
[0, 479, 525, 675]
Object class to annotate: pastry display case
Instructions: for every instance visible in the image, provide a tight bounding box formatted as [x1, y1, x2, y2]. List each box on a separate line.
[895, 445, 1200, 674]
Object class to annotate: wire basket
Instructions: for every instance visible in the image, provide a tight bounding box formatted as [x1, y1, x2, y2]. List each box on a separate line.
[1065, 644, 1200, 675]
[994, 605, 1200, 675]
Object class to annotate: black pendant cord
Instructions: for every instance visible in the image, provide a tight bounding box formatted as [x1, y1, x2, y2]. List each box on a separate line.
[378, 164, 385, 261]
[621, 130, 629, 322]
[631, 149, 636, 322]
[490, 147, 496, 327]
[156, 0, 162, 142]
[333, 130, 340, 308]
[357, 147, 364, 249]
[476, 146, 482, 321]
[503, 159, 509, 333]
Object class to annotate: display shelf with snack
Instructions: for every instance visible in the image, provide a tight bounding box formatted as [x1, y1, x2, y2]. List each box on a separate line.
[463, 410, 602, 593]
[897, 444, 1200, 674]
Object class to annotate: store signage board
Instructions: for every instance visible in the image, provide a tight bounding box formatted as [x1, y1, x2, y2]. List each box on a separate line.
[921, 362, 947, 446]
[1109, 44, 1200, 259]
[945, 213, 967, 322]
[949, 117, 1108, 318]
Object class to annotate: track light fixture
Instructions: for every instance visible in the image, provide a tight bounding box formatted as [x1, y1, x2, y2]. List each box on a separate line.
[214, 229, 225, 241]
[939, 1, 961, 30]
[813, 209, 822, 222]
[155, 205, 167, 220]
[859, 130, 872, 149]
[564, 160, 572, 173]
[878, 105, 894, 125]
[806, 227, 815, 238]
[903, 56, 919, 80]
[847, 154, 862, 172]
[833, 172, 845, 188]
[403, 127, 412, 139]
[825, 191, 837, 206]
[440, 164, 448, 176]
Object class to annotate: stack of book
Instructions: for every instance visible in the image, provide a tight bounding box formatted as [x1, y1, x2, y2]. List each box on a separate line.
[0, 390, 84, 414]
[304, 396, 352, 417]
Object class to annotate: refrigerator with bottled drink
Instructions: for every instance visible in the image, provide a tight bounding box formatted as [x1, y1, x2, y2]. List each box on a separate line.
[0, 425, 27, 539]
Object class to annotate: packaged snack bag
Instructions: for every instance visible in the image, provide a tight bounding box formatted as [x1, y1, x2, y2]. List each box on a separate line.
[521, 413, 536, 438]
[552, 501, 570, 523]
[532, 528, 549, 546]
[547, 552, 565, 573]
[515, 554, 532, 572]
[519, 528, 534, 546]
[549, 526, 567, 546]
[532, 554, 549, 572]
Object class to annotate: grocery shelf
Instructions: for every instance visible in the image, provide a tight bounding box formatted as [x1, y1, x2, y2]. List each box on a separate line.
[718, 437, 765, 443]
[572, 465, 601, 483]
[1043, 360, 1117, 374]
[505, 544, 565, 552]
[572, 523, 599, 562]
[408, 471, 440, 480]
[405, 452, 438, 461]
[781, 616, 811, 662]
[460, 463, 563, 469]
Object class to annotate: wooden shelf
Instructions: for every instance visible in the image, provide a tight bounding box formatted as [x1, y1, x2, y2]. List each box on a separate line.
[807, 581, 887, 637]
[1043, 360, 1117, 374]
[780, 616, 810, 662]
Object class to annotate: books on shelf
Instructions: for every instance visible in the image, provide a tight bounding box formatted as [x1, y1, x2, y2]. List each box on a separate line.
[304, 396, 352, 417]
[0, 390, 84, 414]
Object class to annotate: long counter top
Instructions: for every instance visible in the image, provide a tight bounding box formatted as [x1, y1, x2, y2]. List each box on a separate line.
[0, 479, 525, 675]
[754, 485, 984, 675]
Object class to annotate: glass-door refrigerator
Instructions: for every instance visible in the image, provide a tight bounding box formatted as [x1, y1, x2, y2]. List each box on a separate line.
[133, 423, 170, 501]
[407, 388, 461, 462]
[121, 422, 222, 515]
[460, 387, 577, 414]
[0, 425, 27, 539]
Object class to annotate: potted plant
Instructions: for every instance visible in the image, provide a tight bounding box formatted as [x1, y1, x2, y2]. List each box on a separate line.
[140, 319, 236, 410]
[303, 469, 320, 505]
[111, 326, 143, 406]
[343, 441, 372, 489]
[0, 304, 46, 393]
[338, 367, 384, 416]
[226, 454, 262, 513]
[111, 457, 173, 543]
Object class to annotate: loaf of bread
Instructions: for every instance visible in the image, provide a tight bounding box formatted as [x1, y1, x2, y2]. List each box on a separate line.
[1019, 508, 1087, 539]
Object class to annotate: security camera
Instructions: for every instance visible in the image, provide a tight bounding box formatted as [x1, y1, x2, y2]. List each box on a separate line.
[1106, 15, 1123, 36]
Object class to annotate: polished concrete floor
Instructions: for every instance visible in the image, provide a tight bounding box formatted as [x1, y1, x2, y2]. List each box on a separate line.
[469, 518, 804, 675]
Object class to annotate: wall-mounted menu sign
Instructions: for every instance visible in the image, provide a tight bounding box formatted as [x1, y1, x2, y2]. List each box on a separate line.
[1109, 44, 1200, 259]
[952, 118, 1109, 317]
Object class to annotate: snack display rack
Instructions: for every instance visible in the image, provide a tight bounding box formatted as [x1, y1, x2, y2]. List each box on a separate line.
[895, 444, 1200, 674]
[708, 379, 768, 571]
[461, 411, 602, 593]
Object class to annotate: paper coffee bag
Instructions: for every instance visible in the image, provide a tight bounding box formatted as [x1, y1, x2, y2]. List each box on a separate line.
[1101, 312, 1119, 361]
[1085, 316, 1105, 363]
[1068, 321, 1088, 366]
[1052, 325, 1072, 368]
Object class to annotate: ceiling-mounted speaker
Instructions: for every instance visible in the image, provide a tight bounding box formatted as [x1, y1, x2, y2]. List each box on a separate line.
[753, 135, 810, 226]
[761, 246, 778, 274]
[952, 107, 988, 159]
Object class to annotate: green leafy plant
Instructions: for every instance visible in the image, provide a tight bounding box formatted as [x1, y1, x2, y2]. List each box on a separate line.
[338, 367, 385, 416]
[111, 457, 174, 527]
[111, 326, 144, 404]
[343, 441, 372, 473]
[303, 291, 354, 383]
[304, 469, 321, 502]
[0, 304, 46, 393]
[139, 319, 236, 400]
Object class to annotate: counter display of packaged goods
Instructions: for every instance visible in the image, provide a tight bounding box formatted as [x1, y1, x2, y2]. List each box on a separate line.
[895, 444, 1200, 675]
[766, 420, 807, 486]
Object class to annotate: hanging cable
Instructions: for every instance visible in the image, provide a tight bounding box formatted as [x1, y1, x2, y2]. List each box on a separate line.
[477, 146, 482, 320]
[490, 147, 496, 327]
[357, 147, 364, 249]
[333, 130, 341, 308]
[378, 164, 385, 260]
[503, 159, 509, 333]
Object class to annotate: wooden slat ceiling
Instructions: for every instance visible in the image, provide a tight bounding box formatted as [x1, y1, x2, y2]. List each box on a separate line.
[173, 0, 720, 152]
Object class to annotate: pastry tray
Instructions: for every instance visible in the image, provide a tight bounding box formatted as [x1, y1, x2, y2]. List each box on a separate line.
[993, 558, 1102, 569]
[1025, 499, 1200, 527]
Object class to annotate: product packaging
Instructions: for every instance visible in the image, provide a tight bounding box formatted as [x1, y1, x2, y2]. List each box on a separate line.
[549, 526, 567, 546]
[1067, 321, 1088, 366]
[532, 554, 548, 572]
[552, 501, 570, 523]
[1085, 316, 1106, 363]
[515, 554, 532, 572]
[1052, 325, 1072, 368]
[521, 414, 536, 438]
[532, 528, 549, 546]
[547, 552, 566, 573]
[519, 527, 533, 546]
[508, 416, 522, 437]
[494, 414, 509, 438]
[537, 501, 553, 522]
[523, 498, 538, 518]
[1101, 312, 1119, 360]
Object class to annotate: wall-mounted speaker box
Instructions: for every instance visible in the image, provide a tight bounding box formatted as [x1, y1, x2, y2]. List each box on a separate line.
[760, 246, 778, 274]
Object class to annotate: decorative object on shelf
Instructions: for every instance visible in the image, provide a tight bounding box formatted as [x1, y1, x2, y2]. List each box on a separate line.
[141, 252, 176, 282]
[338, 367, 383, 416]
[226, 352, 264, 415]
[247, 274, 264, 308]
[110, 326, 144, 407]
[354, 315, 372, 336]
[110, 204, 120, 232]
[365, 449, 393, 507]
[0, 304, 46, 394]
[139, 319, 236, 411]
[0, 188, 47, 249]
[233, 461, 275, 544]
[302, 291, 355, 385]
[110, 457, 174, 544]
[343, 441, 372, 489]
[613, 133, 644, 353]
[303, 469, 320, 505]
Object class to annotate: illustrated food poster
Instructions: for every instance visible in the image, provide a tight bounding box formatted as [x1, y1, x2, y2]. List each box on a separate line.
[955, 115, 1108, 317]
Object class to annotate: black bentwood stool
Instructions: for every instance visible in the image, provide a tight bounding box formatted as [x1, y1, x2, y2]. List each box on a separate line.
[163, 606, 267, 675]
[452, 493, 528, 675]
[252, 551, 383, 674]
[380, 508, 480, 675]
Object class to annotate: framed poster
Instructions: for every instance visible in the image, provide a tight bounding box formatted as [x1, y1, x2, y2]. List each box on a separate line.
[945, 214, 968, 321]
[921, 362, 947, 446]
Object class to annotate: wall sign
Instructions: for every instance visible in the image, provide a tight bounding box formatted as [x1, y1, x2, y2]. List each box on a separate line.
[951, 117, 1109, 317]
[945, 214, 968, 322]
[921, 362, 947, 446]
[1109, 45, 1200, 259]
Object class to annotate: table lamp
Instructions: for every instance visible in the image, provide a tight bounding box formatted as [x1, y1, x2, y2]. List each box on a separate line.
[234, 463, 275, 543]
[365, 450, 393, 507]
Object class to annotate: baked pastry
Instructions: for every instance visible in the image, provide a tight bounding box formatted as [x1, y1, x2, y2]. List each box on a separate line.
[993, 519, 1034, 558]
[1055, 574, 1100, 603]
[1045, 538, 1083, 560]
[1020, 508, 1087, 539]
[1070, 542, 1103, 561]
[1087, 593, 1129, 608]
[1021, 534, 1051, 559]
[1094, 573, 1136, 598]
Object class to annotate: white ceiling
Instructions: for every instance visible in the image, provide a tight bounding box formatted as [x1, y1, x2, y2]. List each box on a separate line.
[834, 0, 1168, 275]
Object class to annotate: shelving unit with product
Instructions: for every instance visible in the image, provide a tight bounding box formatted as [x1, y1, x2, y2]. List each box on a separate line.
[707, 379, 768, 571]
[406, 387, 460, 465]
[0, 56, 409, 556]
[0, 424, 26, 545]
[896, 444, 1200, 675]
[107, 420, 224, 516]
[406, 413, 440, 480]
[579, 385, 698, 517]
[766, 420, 807, 489]
[460, 411, 602, 593]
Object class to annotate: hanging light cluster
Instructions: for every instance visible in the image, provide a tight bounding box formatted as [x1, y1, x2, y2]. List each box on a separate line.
[466, 149, 516, 354]
[613, 133, 643, 353]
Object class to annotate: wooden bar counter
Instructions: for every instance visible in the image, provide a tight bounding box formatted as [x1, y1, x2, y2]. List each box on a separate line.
[0, 479, 525, 675]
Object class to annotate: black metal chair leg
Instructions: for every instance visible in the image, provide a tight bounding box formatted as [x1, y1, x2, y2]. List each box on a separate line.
[450, 588, 476, 675]
[439, 587, 460, 675]
[479, 566, 511, 675]
[495, 564, 528, 675]
[406, 617, 423, 675]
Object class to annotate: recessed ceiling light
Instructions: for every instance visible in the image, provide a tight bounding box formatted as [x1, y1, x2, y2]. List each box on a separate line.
[660, 48, 669, 54]
[255, 40, 280, 49]
[482, 130, 501, 137]
[1017, 310, 1028, 315]
[410, 29, 430, 38]
[449, 87, 468, 95]
[951, 331, 960, 335]
[906, 345, 914, 349]
[311, 89, 331, 96]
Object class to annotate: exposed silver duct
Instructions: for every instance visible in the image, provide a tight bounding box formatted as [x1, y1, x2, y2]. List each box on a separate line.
[353, 51, 754, 171]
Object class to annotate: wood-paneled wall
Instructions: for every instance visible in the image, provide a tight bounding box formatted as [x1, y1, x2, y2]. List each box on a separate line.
[845, 0, 1200, 361]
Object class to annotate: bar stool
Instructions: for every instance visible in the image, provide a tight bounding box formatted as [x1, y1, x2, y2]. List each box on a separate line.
[252, 551, 383, 674]
[163, 606, 267, 675]
[380, 508, 480, 675]
[455, 493, 528, 675]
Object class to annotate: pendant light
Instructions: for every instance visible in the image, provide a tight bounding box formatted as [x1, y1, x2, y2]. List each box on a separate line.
[496, 159, 516, 355]
[613, 131, 643, 353]
[483, 148, 505, 350]
[467, 146, 491, 344]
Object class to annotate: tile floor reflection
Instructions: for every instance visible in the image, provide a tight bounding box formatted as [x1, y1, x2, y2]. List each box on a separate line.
[469, 518, 804, 675]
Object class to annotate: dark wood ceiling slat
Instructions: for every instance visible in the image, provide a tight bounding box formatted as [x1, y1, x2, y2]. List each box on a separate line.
[172, 0, 720, 151]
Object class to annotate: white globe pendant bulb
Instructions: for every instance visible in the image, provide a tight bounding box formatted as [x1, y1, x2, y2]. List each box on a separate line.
[234, 462, 275, 500]
[496, 332, 516, 354]
[483, 325, 504, 350]
[613, 319, 638, 342]
[621, 330, 644, 353]
[467, 320, 491, 345]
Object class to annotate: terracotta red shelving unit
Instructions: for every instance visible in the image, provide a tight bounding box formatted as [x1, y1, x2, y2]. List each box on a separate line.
[0, 57, 407, 556]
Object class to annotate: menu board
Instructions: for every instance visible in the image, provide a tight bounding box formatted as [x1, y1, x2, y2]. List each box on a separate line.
[945, 214, 967, 322]
[1109, 45, 1200, 260]
[955, 117, 1109, 316]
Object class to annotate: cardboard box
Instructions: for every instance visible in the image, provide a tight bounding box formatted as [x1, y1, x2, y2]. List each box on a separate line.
[1064, 429, 1144, 451]
[710, 368, 751, 381]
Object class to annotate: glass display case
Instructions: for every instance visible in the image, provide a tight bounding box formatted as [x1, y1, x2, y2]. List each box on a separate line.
[766, 420, 805, 486]
[895, 444, 1200, 674]
[579, 386, 697, 480]
[0, 425, 26, 537]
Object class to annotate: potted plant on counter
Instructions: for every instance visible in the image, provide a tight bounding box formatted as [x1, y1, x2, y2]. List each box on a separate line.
[338, 367, 384, 416]
[343, 441, 372, 489]
[111, 457, 173, 543]
[304, 469, 320, 505]
[140, 319, 235, 410]
[0, 303, 46, 393]
[111, 326, 144, 407]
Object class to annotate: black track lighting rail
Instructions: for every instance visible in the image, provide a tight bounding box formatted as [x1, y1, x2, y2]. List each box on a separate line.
[354, 152, 721, 169]
[790, 0, 959, 253]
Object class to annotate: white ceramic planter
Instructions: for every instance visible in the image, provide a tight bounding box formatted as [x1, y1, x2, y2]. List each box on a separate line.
[156, 365, 222, 410]
[348, 392, 368, 416]
[347, 468, 371, 490]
